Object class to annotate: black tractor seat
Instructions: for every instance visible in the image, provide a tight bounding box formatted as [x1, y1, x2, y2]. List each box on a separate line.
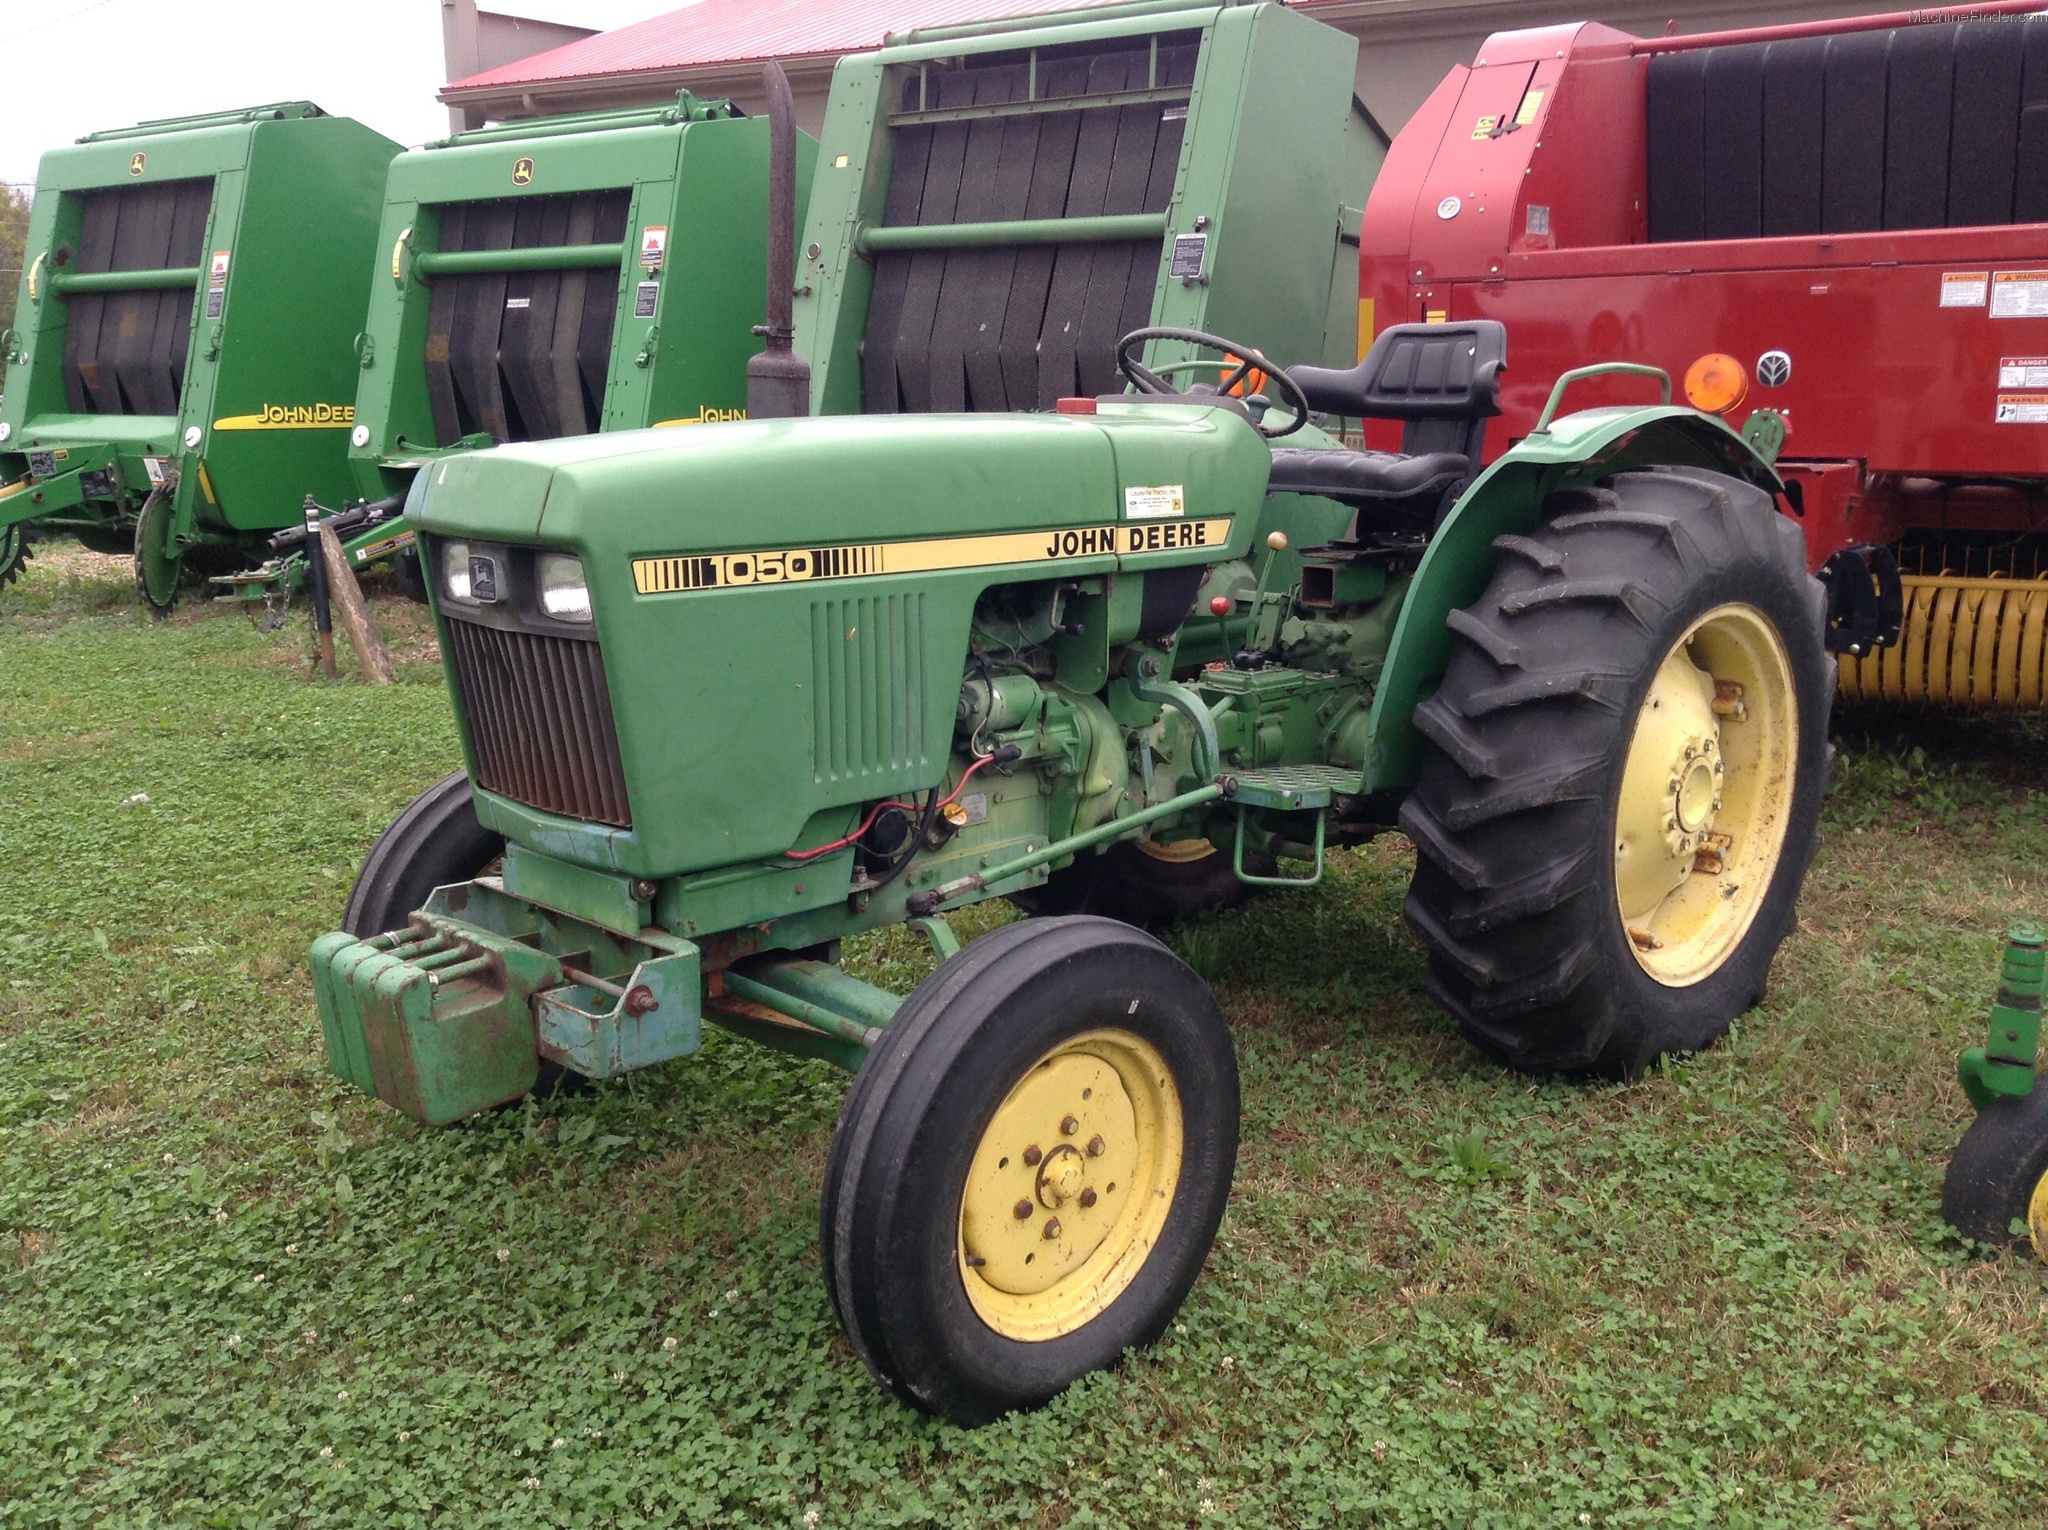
[1268, 320, 1506, 524]
[1266, 446, 1471, 504]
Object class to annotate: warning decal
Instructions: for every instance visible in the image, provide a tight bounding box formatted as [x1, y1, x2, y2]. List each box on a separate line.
[1941, 271, 1989, 307]
[1991, 271, 2048, 318]
[1999, 357, 2048, 389]
[640, 226, 667, 270]
[1995, 394, 2048, 424]
[1514, 88, 1545, 126]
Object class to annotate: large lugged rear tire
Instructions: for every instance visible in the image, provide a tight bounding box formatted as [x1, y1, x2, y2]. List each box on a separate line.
[1401, 466, 1832, 1077]
[1942, 1087, 2048, 1260]
[821, 917, 1238, 1425]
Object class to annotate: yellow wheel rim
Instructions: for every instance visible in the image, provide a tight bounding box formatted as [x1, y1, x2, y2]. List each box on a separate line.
[1614, 604, 1797, 987]
[2029, 1166, 2048, 1265]
[957, 1028, 1183, 1342]
[1136, 838, 1216, 865]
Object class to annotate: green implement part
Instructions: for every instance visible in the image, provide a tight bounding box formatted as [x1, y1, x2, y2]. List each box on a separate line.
[1960, 925, 2045, 1111]
[346, 91, 817, 507]
[0, 103, 400, 595]
[796, 0, 1384, 417]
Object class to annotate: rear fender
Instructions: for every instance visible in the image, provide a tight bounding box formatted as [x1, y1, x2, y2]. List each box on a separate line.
[1362, 406, 1781, 793]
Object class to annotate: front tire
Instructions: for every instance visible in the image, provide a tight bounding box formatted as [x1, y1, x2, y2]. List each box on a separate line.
[342, 772, 591, 1101]
[1401, 466, 1832, 1077]
[342, 771, 504, 938]
[1943, 1087, 2048, 1260]
[821, 917, 1237, 1424]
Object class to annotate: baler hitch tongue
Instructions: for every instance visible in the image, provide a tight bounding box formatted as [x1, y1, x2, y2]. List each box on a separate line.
[309, 914, 562, 1126]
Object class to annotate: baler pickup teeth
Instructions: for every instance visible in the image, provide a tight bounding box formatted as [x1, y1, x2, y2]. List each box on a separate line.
[1838, 575, 2048, 709]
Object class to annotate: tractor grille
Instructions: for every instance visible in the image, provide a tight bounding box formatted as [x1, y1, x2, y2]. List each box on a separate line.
[443, 617, 632, 827]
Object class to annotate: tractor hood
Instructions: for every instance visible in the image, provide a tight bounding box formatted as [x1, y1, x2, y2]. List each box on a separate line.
[409, 404, 1267, 555]
[412, 404, 1271, 881]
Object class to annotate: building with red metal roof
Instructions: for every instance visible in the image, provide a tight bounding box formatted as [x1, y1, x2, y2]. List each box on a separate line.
[439, 0, 1905, 139]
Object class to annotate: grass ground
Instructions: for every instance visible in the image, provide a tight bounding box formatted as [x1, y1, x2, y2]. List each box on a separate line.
[2, 542, 2046, 1529]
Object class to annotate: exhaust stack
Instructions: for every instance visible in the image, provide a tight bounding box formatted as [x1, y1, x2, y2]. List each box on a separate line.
[745, 62, 811, 420]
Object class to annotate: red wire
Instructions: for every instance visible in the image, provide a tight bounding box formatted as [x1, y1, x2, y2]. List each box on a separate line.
[781, 751, 1002, 861]
[937, 750, 999, 810]
[782, 798, 919, 861]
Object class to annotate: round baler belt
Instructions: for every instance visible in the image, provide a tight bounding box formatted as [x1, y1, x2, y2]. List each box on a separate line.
[1838, 574, 2048, 708]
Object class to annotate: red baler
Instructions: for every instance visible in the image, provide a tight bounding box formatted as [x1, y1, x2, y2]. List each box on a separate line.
[1359, 0, 2048, 704]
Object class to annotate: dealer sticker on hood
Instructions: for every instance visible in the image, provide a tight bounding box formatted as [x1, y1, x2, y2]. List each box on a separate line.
[1124, 484, 1185, 520]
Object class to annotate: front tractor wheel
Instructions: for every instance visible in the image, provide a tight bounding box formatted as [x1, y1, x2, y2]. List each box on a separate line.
[342, 770, 505, 938]
[1401, 466, 1832, 1077]
[1943, 1087, 2048, 1261]
[821, 917, 1237, 1425]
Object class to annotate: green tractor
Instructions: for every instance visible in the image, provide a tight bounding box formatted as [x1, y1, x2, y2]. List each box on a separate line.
[309, 0, 1833, 1423]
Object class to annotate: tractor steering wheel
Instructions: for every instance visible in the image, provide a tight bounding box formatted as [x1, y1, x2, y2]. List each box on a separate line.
[1115, 326, 1311, 440]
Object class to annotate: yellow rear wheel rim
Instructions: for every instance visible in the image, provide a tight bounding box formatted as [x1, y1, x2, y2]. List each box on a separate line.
[957, 1028, 1182, 1342]
[1614, 604, 1797, 987]
[2029, 1166, 2048, 1265]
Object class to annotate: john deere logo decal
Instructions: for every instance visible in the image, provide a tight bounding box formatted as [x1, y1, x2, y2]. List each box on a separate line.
[632, 518, 1234, 594]
[128, 152, 146, 177]
[212, 403, 357, 431]
[512, 157, 535, 186]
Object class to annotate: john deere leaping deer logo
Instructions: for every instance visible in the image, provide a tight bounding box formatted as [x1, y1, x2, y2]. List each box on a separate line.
[511, 157, 535, 186]
[128, 152, 146, 177]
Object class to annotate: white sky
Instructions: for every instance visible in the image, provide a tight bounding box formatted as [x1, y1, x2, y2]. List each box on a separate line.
[0, 0, 672, 189]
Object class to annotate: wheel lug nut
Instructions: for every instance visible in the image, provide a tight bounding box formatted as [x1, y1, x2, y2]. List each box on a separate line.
[1079, 1188, 1098, 1208]
[1013, 1199, 1033, 1219]
[1060, 1114, 1079, 1135]
[1043, 1218, 1062, 1239]
[1023, 1145, 1042, 1166]
[1086, 1135, 1104, 1156]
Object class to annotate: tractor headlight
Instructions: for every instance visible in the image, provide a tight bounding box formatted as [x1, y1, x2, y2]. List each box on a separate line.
[441, 539, 476, 604]
[538, 552, 591, 623]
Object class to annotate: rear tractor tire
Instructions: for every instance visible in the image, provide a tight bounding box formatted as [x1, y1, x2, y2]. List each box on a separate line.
[1401, 466, 1832, 1077]
[1942, 1086, 2048, 1261]
[821, 917, 1237, 1425]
